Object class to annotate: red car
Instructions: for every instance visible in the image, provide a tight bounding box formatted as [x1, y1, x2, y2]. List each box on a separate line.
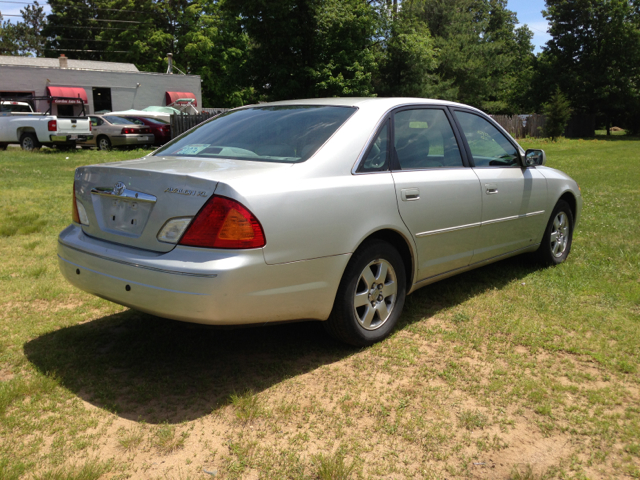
[124, 116, 171, 146]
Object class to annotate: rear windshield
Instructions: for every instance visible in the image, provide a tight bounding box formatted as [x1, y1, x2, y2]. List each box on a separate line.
[1, 104, 32, 112]
[153, 105, 356, 163]
[104, 116, 135, 125]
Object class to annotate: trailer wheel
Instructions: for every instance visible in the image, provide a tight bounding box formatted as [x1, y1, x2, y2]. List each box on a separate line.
[20, 133, 41, 151]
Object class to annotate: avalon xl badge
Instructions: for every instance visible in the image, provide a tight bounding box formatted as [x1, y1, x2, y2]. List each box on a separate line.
[164, 187, 209, 197]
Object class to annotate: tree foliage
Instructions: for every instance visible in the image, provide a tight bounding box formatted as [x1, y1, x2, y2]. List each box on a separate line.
[0, 1, 46, 56]
[542, 87, 573, 140]
[541, 0, 640, 132]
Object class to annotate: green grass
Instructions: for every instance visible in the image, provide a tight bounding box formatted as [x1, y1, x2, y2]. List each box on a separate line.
[0, 139, 639, 478]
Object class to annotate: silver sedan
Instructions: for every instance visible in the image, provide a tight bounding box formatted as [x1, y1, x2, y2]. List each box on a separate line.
[80, 115, 155, 150]
[58, 98, 582, 346]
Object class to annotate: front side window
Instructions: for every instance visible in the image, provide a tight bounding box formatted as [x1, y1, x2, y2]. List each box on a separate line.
[394, 109, 463, 170]
[154, 106, 356, 163]
[454, 111, 519, 167]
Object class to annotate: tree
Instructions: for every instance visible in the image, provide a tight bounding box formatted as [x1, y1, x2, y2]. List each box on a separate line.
[0, 2, 46, 56]
[375, 6, 439, 97]
[396, 0, 535, 113]
[223, 0, 381, 101]
[16, 1, 46, 56]
[542, 87, 573, 140]
[0, 14, 21, 55]
[542, 0, 640, 134]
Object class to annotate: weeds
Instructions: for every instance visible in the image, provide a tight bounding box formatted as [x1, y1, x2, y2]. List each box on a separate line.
[313, 451, 355, 480]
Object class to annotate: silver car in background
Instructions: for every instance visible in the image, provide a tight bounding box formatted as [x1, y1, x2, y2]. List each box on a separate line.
[80, 115, 155, 150]
[58, 98, 582, 346]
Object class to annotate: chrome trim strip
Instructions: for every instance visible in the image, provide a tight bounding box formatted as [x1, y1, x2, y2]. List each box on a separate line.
[58, 242, 218, 278]
[91, 187, 157, 203]
[415, 211, 545, 238]
[482, 215, 519, 225]
[416, 222, 481, 237]
[524, 210, 545, 217]
[483, 210, 545, 225]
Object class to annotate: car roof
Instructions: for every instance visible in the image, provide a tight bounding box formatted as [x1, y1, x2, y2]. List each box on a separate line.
[258, 96, 474, 108]
[240, 97, 484, 117]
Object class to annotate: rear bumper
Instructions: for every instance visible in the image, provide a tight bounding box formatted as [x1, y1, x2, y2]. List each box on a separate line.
[50, 134, 93, 143]
[57, 224, 348, 325]
[111, 134, 154, 146]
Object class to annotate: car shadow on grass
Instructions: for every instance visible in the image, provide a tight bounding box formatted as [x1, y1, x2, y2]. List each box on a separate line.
[23, 255, 542, 424]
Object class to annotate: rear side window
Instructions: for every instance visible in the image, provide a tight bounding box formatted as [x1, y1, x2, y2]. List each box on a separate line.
[154, 106, 356, 163]
[454, 111, 519, 167]
[393, 109, 463, 169]
[358, 121, 389, 173]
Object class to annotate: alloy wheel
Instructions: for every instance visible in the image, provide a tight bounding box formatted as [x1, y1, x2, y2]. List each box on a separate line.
[550, 211, 569, 258]
[353, 258, 397, 330]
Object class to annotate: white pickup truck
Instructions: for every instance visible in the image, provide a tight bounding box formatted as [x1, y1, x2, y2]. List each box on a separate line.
[0, 98, 93, 151]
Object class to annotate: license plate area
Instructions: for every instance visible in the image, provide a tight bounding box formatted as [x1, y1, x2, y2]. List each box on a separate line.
[95, 196, 153, 237]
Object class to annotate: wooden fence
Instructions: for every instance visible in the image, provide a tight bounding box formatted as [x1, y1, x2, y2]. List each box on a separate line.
[491, 114, 596, 138]
[169, 109, 229, 139]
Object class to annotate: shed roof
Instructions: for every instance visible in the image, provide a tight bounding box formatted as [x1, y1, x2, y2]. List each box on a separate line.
[0, 55, 139, 72]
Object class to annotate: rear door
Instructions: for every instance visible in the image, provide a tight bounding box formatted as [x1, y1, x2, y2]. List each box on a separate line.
[389, 107, 482, 282]
[452, 109, 548, 263]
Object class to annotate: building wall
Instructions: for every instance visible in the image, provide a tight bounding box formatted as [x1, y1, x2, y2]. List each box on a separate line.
[0, 66, 201, 115]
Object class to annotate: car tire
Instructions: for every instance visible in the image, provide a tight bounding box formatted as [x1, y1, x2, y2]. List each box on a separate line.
[19, 133, 41, 151]
[535, 199, 574, 265]
[324, 239, 406, 346]
[97, 136, 111, 151]
[0, 143, 7, 151]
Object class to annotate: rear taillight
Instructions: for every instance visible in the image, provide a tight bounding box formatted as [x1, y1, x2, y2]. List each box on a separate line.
[179, 196, 265, 249]
[72, 182, 80, 223]
[72, 182, 89, 225]
[48, 120, 57, 131]
[89, 122, 92, 132]
[122, 127, 151, 134]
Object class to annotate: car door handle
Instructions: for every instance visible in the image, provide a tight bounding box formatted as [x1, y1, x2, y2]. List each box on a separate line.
[485, 184, 498, 195]
[401, 188, 420, 201]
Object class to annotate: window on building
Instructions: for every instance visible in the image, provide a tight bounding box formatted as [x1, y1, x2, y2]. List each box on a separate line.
[92, 88, 112, 113]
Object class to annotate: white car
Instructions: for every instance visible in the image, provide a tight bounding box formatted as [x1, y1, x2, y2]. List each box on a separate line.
[58, 98, 582, 345]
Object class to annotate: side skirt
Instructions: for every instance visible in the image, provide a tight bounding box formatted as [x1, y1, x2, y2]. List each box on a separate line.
[407, 243, 540, 294]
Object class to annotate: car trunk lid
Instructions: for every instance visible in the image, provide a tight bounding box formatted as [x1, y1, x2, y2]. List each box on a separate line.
[74, 156, 290, 253]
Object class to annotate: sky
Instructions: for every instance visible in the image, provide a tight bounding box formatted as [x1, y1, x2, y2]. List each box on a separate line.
[508, 0, 551, 53]
[1, 0, 551, 53]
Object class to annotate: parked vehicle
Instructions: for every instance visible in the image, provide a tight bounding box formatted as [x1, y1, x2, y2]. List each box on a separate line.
[80, 115, 154, 150]
[123, 116, 171, 146]
[58, 98, 582, 346]
[108, 106, 183, 123]
[1, 101, 34, 113]
[0, 96, 92, 151]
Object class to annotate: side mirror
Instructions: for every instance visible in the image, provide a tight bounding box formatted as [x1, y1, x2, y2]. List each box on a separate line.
[524, 149, 546, 167]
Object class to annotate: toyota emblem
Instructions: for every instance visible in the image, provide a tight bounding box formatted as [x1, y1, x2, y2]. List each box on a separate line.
[113, 182, 126, 196]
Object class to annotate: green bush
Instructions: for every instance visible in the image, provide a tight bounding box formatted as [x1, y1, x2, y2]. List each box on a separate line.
[542, 87, 573, 141]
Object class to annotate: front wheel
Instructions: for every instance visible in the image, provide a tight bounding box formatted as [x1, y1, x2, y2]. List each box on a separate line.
[535, 200, 574, 265]
[324, 239, 406, 346]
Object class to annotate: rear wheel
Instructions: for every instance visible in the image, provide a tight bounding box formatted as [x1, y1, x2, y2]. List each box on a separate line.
[535, 200, 574, 265]
[324, 239, 406, 346]
[97, 136, 111, 151]
[19, 133, 40, 151]
[0, 143, 7, 151]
